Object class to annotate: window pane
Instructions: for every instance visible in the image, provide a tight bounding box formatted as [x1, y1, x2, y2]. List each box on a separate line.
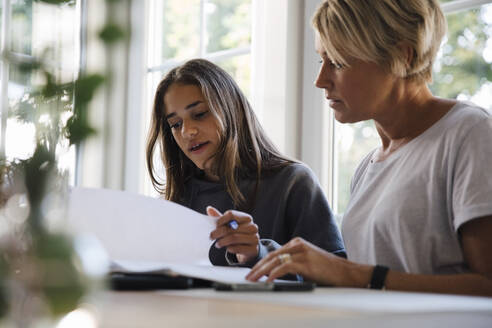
[431, 4, 492, 111]
[11, 0, 32, 55]
[206, 0, 251, 54]
[334, 121, 379, 214]
[157, 0, 201, 63]
[216, 54, 251, 98]
[4, 2, 79, 184]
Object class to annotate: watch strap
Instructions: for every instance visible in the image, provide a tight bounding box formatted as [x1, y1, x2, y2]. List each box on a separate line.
[367, 265, 389, 290]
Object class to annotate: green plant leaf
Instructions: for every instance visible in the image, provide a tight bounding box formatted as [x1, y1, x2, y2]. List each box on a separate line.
[74, 74, 105, 108]
[34, 233, 86, 315]
[23, 144, 55, 214]
[99, 23, 126, 44]
[65, 115, 97, 146]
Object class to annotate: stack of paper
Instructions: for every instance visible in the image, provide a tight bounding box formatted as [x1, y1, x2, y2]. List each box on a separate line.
[67, 187, 254, 284]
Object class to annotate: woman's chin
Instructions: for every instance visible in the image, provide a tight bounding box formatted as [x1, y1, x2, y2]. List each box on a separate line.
[334, 113, 351, 124]
[334, 112, 363, 124]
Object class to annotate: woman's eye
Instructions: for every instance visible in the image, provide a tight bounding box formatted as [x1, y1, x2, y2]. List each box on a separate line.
[331, 61, 343, 69]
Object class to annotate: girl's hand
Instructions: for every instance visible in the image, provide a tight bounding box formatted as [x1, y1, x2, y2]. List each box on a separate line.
[207, 206, 260, 264]
[246, 237, 365, 286]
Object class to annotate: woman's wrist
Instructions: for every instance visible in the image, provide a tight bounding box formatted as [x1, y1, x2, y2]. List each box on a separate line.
[367, 265, 390, 289]
[336, 261, 374, 288]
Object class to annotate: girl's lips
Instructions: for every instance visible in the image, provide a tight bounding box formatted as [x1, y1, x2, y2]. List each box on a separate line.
[189, 141, 210, 154]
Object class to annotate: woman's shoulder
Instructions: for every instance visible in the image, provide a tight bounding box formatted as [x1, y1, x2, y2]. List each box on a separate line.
[444, 101, 490, 128]
[434, 101, 491, 143]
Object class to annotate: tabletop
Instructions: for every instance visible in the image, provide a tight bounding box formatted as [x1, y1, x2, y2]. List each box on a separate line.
[83, 287, 492, 328]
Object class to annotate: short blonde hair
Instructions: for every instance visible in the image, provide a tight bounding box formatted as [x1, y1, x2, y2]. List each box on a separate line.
[312, 0, 447, 83]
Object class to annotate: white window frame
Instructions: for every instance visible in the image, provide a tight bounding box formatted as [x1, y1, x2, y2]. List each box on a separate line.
[76, 0, 492, 201]
[0, 0, 12, 158]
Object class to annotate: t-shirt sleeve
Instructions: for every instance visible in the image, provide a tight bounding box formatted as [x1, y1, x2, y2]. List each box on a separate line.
[285, 165, 346, 257]
[452, 118, 492, 230]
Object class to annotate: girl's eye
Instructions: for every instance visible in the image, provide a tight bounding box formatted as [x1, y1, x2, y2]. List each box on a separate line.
[169, 121, 182, 129]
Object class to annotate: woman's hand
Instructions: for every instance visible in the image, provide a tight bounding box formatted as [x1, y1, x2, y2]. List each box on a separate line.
[207, 206, 260, 264]
[246, 237, 368, 286]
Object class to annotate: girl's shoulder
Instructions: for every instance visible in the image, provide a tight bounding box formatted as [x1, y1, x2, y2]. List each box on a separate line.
[262, 162, 319, 184]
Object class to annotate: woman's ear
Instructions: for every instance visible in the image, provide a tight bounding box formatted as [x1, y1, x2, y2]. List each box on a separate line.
[397, 42, 414, 68]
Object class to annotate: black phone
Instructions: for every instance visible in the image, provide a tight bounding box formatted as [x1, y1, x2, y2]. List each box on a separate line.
[214, 281, 315, 292]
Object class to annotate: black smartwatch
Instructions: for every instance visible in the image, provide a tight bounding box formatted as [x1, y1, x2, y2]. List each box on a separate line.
[367, 265, 389, 290]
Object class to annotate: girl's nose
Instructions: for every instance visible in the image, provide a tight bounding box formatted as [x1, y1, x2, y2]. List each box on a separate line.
[181, 121, 198, 138]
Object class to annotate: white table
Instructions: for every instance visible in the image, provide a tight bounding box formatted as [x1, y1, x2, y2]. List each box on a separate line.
[92, 287, 492, 328]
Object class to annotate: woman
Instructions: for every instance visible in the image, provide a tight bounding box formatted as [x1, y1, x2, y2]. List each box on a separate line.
[146, 59, 345, 267]
[247, 0, 492, 296]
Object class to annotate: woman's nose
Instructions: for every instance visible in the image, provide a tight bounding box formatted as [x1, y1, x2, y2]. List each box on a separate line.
[314, 63, 334, 90]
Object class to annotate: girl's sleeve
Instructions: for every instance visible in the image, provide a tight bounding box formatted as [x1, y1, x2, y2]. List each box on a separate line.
[284, 165, 346, 257]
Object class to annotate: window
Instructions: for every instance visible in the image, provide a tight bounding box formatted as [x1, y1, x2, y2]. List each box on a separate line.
[332, 0, 492, 215]
[0, 0, 80, 183]
[144, 0, 252, 195]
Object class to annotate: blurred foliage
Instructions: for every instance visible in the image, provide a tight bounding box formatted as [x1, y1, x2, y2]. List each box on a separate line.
[161, 0, 200, 60]
[34, 232, 86, 315]
[99, 23, 127, 44]
[206, 0, 251, 53]
[430, 6, 492, 98]
[0, 0, 127, 322]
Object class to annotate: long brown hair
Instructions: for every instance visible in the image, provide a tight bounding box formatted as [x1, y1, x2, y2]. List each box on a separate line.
[146, 59, 294, 209]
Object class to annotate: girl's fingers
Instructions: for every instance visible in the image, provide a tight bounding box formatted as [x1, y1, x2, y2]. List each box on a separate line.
[206, 206, 222, 218]
[215, 233, 259, 248]
[210, 222, 258, 240]
[225, 245, 258, 255]
[215, 210, 252, 227]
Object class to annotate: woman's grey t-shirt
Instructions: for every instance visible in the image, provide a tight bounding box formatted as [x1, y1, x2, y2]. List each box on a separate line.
[179, 163, 345, 266]
[342, 102, 492, 274]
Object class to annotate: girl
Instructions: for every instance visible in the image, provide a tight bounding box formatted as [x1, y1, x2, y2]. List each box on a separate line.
[146, 59, 345, 267]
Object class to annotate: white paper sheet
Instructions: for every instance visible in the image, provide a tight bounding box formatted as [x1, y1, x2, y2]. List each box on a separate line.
[68, 187, 216, 265]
